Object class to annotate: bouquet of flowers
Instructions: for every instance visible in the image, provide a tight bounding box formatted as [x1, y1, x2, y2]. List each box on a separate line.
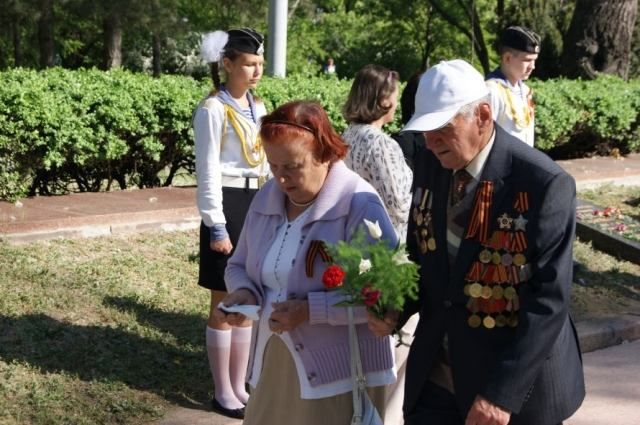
[321, 219, 419, 318]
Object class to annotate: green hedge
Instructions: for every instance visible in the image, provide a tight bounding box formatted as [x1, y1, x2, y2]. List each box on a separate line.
[0, 68, 204, 200]
[0, 68, 639, 201]
[530, 76, 640, 153]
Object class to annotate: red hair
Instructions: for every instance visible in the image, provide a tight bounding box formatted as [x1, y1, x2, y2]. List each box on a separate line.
[260, 101, 348, 163]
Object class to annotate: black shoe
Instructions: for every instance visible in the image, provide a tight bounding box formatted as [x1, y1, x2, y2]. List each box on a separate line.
[210, 397, 245, 419]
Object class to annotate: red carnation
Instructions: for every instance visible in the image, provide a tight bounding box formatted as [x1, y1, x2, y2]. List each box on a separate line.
[361, 285, 381, 307]
[322, 265, 345, 289]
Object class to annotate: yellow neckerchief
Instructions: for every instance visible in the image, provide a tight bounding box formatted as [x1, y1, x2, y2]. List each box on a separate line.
[487, 80, 534, 129]
[222, 104, 265, 168]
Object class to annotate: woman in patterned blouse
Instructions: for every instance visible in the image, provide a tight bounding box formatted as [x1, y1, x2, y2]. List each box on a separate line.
[342, 64, 413, 240]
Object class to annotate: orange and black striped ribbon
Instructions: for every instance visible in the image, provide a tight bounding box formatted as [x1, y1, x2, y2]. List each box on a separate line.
[513, 192, 529, 213]
[497, 265, 508, 283]
[305, 240, 333, 277]
[509, 266, 521, 284]
[465, 181, 494, 244]
[466, 262, 483, 281]
[512, 231, 527, 252]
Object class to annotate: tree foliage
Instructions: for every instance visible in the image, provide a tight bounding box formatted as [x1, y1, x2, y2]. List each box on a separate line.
[0, 0, 638, 79]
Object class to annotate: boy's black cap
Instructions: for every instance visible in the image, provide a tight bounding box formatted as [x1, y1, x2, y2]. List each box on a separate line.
[500, 26, 541, 53]
[226, 28, 264, 55]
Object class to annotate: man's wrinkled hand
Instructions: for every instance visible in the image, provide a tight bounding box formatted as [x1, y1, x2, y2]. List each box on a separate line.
[367, 309, 399, 337]
[465, 395, 510, 425]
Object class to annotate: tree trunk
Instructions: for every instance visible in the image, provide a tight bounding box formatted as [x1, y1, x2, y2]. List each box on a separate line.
[38, 0, 55, 68]
[496, 0, 505, 32]
[12, 19, 23, 67]
[421, 5, 435, 70]
[429, 0, 491, 74]
[103, 13, 122, 69]
[470, 4, 490, 74]
[561, 0, 638, 80]
[152, 32, 162, 77]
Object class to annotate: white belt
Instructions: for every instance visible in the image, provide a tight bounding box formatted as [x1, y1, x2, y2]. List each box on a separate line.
[221, 176, 262, 189]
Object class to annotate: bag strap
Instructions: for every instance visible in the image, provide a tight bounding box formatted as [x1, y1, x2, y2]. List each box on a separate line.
[348, 306, 366, 425]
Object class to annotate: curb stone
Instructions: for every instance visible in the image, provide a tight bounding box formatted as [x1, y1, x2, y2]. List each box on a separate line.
[575, 314, 640, 353]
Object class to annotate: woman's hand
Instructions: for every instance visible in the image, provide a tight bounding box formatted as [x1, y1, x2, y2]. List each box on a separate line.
[367, 309, 399, 337]
[269, 300, 309, 334]
[214, 289, 258, 326]
[210, 237, 233, 255]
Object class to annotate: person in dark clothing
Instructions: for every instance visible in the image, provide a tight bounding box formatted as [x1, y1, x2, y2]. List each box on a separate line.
[392, 70, 426, 171]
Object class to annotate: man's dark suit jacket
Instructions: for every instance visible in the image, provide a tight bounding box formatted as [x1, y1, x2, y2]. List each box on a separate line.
[403, 125, 585, 424]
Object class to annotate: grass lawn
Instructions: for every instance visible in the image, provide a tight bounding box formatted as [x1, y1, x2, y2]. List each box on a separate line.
[0, 230, 209, 424]
[1, 228, 639, 424]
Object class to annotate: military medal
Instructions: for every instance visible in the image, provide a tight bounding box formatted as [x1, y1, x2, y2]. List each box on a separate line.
[420, 239, 428, 254]
[469, 282, 483, 298]
[498, 213, 513, 229]
[492, 285, 504, 300]
[491, 251, 502, 265]
[508, 314, 519, 327]
[479, 249, 492, 264]
[468, 314, 482, 328]
[495, 314, 507, 327]
[427, 238, 436, 251]
[463, 284, 471, 296]
[513, 253, 526, 266]
[481, 285, 493, 299]
[504, 286, 517, 300]
[514, 214, 528, 231]
[501, 253, 513, 266]
[483, 315, 496, 329]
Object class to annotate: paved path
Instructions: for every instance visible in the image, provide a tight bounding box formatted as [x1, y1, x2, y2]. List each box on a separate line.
[567, 339, 640, 425]
[1, 154, 639, 244]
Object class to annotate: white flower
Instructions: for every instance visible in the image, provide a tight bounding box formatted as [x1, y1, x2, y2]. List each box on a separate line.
[359, 258, 372, 274]
[392, 250, 412, 265]
[363, 219, 382, 240]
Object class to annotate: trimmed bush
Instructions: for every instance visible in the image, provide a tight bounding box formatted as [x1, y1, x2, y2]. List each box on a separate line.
[0, 68, 207, 200]
[0, 68, 639, 200]
[530, 76, 640, 154]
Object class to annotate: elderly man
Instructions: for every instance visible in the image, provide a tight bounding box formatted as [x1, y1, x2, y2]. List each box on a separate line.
[371, 59, 585, 425]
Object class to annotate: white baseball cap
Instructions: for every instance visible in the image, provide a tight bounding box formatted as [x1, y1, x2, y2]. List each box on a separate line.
[403, 59, 490, 132]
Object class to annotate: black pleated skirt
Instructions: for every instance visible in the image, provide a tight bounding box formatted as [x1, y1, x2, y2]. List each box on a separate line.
[197, 186, 257, 291]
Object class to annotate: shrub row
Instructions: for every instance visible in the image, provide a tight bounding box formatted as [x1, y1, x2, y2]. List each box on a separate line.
[0, 68, 638, 200]
[530, 76, 640, 154]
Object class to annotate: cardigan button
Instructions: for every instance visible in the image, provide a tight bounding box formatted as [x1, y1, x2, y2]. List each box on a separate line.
[307, 373, 317, 382]
[294, 343, 304, 351]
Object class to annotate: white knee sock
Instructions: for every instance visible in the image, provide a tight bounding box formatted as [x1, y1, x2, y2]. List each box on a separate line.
[230, 326, 252, 404]
[206, 327, 244, 409]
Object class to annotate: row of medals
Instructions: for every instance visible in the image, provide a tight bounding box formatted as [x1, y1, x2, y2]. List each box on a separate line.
[465, 237, 527, 329]
[413, 185, 527, 329]
[413, 188, 436, 253]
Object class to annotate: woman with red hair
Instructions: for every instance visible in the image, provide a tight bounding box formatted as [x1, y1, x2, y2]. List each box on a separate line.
[215, 101, 398, 424]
